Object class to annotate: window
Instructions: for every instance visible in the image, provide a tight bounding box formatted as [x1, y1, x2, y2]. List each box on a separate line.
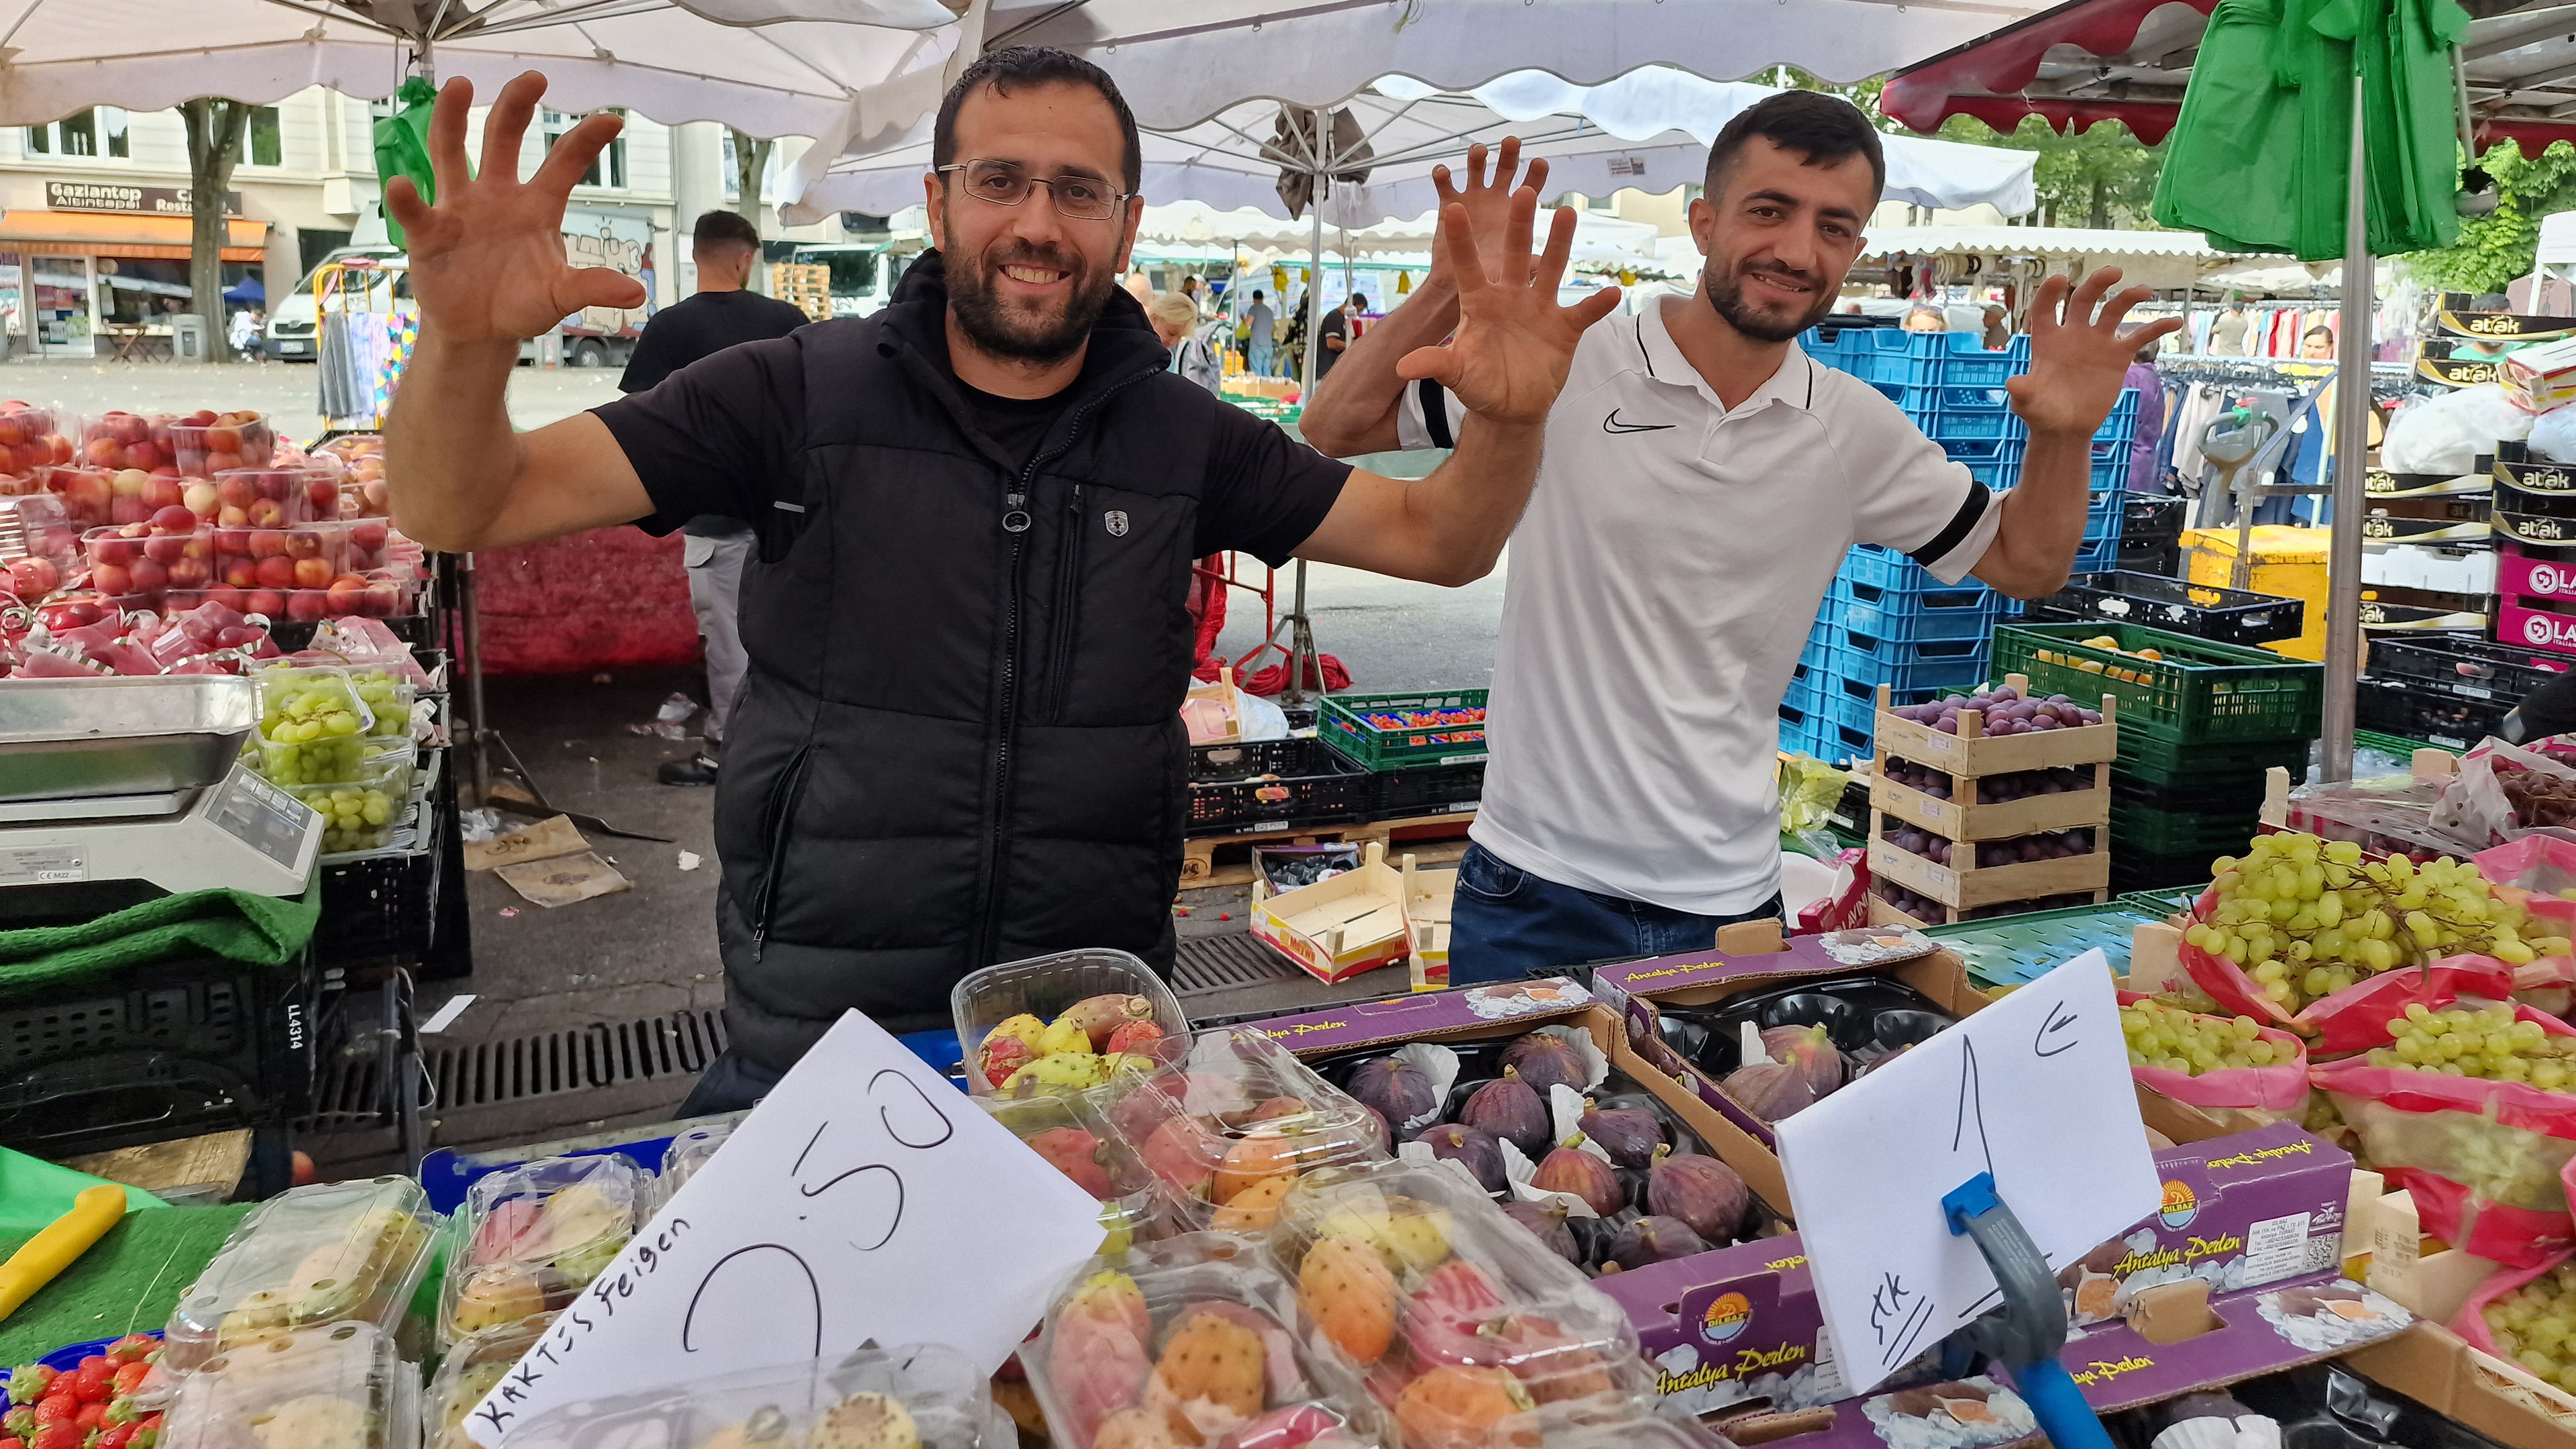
[544, 109, 626, 189]
[237, 107, 281, 167]
[28, 108, 126, 158]
[722, 131, 779, 204]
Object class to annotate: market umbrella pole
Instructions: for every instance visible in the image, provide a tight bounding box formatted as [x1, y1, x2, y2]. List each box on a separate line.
[2320, 74, 2369, 784]
[1283, 107, 1330, 710]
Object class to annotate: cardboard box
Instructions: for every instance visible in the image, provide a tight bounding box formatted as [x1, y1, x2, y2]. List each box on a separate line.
[2361, 1183, 2504, 1325]
[1249, 840, 1411, 983]
[2345, 1322, 2576, 1449]
[1238, 973, 1607, 1057]
[1399, 853, 1454, 989]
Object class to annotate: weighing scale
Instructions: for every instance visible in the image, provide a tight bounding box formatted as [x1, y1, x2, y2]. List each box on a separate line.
[0, 676, 321, 912]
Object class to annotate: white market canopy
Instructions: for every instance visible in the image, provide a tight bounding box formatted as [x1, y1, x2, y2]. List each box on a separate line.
[0, 0, 965, 138]
[1860, 223, 2270, 291]
[790, 68, 2038, 224]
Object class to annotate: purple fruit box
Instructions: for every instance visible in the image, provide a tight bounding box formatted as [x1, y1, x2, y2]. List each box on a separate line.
[1589, 1121, 2409, 1448]
[1236, 974, 1601, 1054]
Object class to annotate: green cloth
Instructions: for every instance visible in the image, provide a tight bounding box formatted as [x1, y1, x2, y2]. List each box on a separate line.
[0, 878, 317, 998]
[0, 1204, 254, 1364]
[374, 76, 440, 249]
[2152, 0, 2468, 260]
[0, 1150, 162, 1235]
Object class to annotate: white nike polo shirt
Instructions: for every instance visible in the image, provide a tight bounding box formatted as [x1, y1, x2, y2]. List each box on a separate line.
[1399, 296, 2001, 916]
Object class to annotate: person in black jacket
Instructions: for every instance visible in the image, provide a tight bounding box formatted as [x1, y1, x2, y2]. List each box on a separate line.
[383, 48, 1619, 1110]
[619, 210, 813, 786]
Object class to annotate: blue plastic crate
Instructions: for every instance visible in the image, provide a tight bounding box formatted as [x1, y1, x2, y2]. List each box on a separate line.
[1900, 384, 2012, 415]
[1825, 675, 1949, 732]
[2083, 488, 2123, 542]
[1941, 435, 2015, 464]
[1843, 596, 2003, 643]
[1918, 354, 2020, 388]
[1929, 409, 2017, 441]
[1825, 639, 1991, 693]
[2074, 535, 2121, 573]
[2091, 455, 2129, 490]
[1829, 329, 1914, 386]
[1839, 543, 1926, 594]
[1825, 718, 1874, 765]
[1835, 575, 2000, 614]
[1964, 457, 2016, 488]
[1801, 626, 1831, 671]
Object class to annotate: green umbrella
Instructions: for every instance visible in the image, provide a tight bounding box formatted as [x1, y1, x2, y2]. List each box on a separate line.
[2151, 0, 2467, 261]
[374, 76, 441, 249]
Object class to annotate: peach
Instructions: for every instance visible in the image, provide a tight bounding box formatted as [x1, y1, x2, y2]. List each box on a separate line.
[291, 555, 331, 589]
[254, 555, 294, 589]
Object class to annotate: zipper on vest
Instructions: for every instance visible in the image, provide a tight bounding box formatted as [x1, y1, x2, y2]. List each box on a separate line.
[751, 744, 814, 961]
[1049, 483, 1086, 721]
[974, 369, 1158, 968]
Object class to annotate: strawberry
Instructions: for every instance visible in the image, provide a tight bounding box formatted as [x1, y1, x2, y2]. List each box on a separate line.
[100, 1404, 134, 1430]
[1, 1434, 24, 1449]
[107, 1364, 146, 1401]
[68, 1361, 109, 1406]
[99, 1343, 152, 1371]
[1142, 1310, 1264, 1442]
[128, 1417, 158, 1449]
[6, 1406, 37, 1438]
[1297, 1236, 1397, 1365]
[92, 1426, 133, 1449]
[30, 1422, 76, 1449]
[34, 1396, 78, 1429]
[1393, 1365, 1534, 1449]
[72, 1406, 103, 1437]
[4, 1370, 53, 1406]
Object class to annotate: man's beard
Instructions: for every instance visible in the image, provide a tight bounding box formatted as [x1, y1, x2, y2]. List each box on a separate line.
[1703, 254, 1836, 343]
[945, 229, 1118, 366]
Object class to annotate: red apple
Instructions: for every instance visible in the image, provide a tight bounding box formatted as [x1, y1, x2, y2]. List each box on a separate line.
[140, 476, 180, 512]
[185, 410, 215, 428]
[44, 435, 69, 465]
[245, 498, 284, 529]
[246, 529, 288, 559]
[254, 555, 295, 589]
[212, 527, 250, 555]
[362, 581, 401, 617]
[206, 585, 245, 613]
[305, 478, 339, 515]
[150, 504, 195, 535]
[127, 441, 163, 473]
[291, 555, 331, 589]
[216, 504, 248, 527]
[126, 557, 166, 593]
[350, 520, 389, 551]
[244, 589, 286, 619]
[284, 588, 327, 623]
[203, 450, 242, 474]
[89, 535, 138, 566]
[359, 480, 390, 516]
[282, 529, 322, 561]
[83, 438, 121, 467]
[143, 534, 187, 566]
[91, 562, 130, 594]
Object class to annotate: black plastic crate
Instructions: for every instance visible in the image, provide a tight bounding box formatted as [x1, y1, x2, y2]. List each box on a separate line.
[1191, 736, 1327, 784]
[2116, 542, 2182, 579]
[1186, 735, 1375, 833]
[2112, 847, 2224, 894]
[2355, 676, 2510, 753]
[2024, 572, 2306, 645]
[2108, 770, 2275, 816]
[2119, 494, 2188, 543]
[0, 952, 321, 1157]
[1371, 759, 1487, 818]
[2367, 635, 2570, 703]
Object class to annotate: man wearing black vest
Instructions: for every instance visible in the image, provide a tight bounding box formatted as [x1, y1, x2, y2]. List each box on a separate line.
[384, 50, 1617, 1110]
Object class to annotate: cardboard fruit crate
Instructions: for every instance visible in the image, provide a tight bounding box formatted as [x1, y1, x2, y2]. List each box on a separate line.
[1867, 809, 2111, 917]
[1867, 674, 2119, 775]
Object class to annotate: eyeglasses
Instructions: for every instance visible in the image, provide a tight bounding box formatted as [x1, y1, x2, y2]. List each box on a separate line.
[935, 160, 1131, 221]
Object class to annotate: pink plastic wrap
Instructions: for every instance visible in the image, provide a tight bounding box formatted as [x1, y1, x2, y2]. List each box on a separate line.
[2436, 739, 2576, 849]
[2296, 959, 2521, 1056]
[1794, 847, 1870, 935]
[2116, 991, 2309, 1110]
[474, 526, 698, 674]
[2450, 1246, 2575, 1362]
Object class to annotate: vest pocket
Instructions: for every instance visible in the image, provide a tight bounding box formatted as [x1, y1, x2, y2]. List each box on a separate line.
[750, 743, 815, 961]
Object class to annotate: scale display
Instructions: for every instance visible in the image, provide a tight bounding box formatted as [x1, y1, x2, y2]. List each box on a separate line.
[205, 768, 316, 874]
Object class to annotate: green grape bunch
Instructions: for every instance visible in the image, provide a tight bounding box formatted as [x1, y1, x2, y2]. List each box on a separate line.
[2121, 998, 2292, 1075]
[2183, 833, 2575, 1014]
[2480, 1259, 2576, 1395]
[2365, 1002, 2576, 1091]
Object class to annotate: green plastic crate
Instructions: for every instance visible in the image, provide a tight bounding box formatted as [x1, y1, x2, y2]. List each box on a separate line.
[2116, 886, 2205, 920]
[1994, 621, 2322, 747]
[1924, 902, 2155, 987]
[2108, 800, 2260, 858]
[2355, 727, 2461, 759]
[2112, 733, 2312, 784]
[1320, 689, 1491, 768]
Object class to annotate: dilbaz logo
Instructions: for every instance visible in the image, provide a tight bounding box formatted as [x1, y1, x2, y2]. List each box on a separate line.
[2159, 1179, 2200, 1230]
[1700, 1291, 1754, 1344]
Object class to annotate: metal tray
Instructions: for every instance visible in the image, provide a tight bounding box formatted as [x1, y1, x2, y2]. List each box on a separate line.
[0, 676, 258, 801]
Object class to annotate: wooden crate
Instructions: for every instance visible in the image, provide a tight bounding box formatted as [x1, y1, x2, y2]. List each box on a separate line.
[1869, 674, 2119, 775]
[769, 263, 832, 323]
[1868, 809, 2110, 917]
[1871, 761, 2112, 841]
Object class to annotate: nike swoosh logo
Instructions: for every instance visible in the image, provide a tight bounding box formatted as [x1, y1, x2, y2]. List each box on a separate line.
[1603, 410, 1676, 434]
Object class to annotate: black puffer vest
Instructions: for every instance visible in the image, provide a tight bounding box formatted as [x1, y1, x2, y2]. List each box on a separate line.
[714, 254, 1220, 1068]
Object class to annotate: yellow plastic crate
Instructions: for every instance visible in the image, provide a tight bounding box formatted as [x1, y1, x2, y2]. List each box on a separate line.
[2185, 525, 2329, 661]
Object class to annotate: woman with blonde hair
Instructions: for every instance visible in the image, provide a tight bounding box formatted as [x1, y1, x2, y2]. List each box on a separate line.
[1150, 290, 1224, 394]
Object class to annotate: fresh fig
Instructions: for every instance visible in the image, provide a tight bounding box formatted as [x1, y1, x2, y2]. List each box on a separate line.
[1413, 1123, 1507, 1193]
[1346, 1055, 1442, 1131]
[1721, 1061, 1815, 1124]
[1529, 1146, 1623, 1216]
[1060, 993, 1157, 1051]
[1499, 1034, 1589, 1096]
[1646, 1152, 1750, 1243]
[1458, 1077, 1550, 1157]
[1761, 1023, 1845, 1099]
[1576, 1105, 1666, 1169]
[1608, 1216, 1711, 1270]
[1497, 1200, 1582, 1265]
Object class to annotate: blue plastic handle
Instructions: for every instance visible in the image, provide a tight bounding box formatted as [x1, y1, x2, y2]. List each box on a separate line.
[2014, 1358, 2113, 1449]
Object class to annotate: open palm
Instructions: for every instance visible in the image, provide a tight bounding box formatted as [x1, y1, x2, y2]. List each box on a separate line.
[1428, 139, 1549, 289]
[1397, 191, 1619, 427]
[2007, 268, 2184, 437]
[387, 72, 648, 345]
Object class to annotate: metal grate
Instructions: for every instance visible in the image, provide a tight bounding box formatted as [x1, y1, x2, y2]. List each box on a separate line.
[297, 1009, 726, 1132]
[1171, 934, 1303, 998]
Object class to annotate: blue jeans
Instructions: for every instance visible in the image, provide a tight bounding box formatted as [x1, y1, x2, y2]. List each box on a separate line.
[1448, 843, 1784, 985]
[1250, 340, 1274, 376]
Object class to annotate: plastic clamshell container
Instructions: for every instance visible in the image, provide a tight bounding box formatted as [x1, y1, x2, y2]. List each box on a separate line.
[268, 662, 417, 741]
[439, 1154, 645, 1348]
[212, 465, 344, 527]
[161, 413, 278, 478]
[284, 749, 417, 854]
[1100, 1028, 1389, 1233]
[977, 1091, 1161, 1254]
[164, 1178, 438, 1372]
[1274, 1159, 1657, 1412]
[423, 1314, 553, 1449]
[659, 1120, 737, 1191]
[951, 948, 1191, 1099]
[1024, 1233, 1386, 1449]
[163, 1321, 419, 1449]
[498, 1344, 998, 1449]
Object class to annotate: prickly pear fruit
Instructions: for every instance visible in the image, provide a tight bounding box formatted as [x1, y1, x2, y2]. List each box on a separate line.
[1040, 1017, 1097, 1058]
[1458, 1077, 1550, 1157]
[1143, 1310, 1265, 1438]
[1343, 1055, 1440, 1130]
[810, 1391, 917, 1449]
[979, 1033, 1034, 1088]
[1499, 1199, 1583, 1265]
[1761, 1023, 1843, 1099]
[1393, 1366, 1532, 1449]
[1104, 1019, 1166, 1059]
[1498, 1033, 1589, 1095]
[1061, 994, 1158, 1051]
[1048, 1272, 1150, 1443]
[1090, 1407, 1189, 1449]
[1298, 1235, 1397, 1364]
[1214, 1134, 1301, 1203]
[1574, 1104, 1666, 1169]
[987, 1013, 1047, 1052]
[1403, 1260, 1509, 1368]
[1609, 1216, 1711, 1270]
[1313, 1196, 1452, 1273]
[1026, 1126, 1116, 1199]
[1208, 1172, 1295, 1230]
[1007, 1052, 1108, 1093]
[1531, 1145, 1623, 1216]
[1645, 1152, 1750, 1244]
[1412, 1122, 1507, 1194]
[1140, 1116, 1223, 1197]
[1245, 1095, 1309, 1126]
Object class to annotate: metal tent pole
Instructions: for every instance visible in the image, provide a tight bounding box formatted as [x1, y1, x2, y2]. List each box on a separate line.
[1279, 107, 1332, 710]
[2320, 74, 2371, 784]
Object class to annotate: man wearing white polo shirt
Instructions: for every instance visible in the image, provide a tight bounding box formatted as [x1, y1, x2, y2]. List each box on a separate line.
[1303, 96, 2178, 980]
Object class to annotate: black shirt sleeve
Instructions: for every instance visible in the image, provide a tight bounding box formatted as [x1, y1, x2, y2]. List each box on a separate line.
[1195, 399, 1350, 566]
[617, 309, 696, 394]
[593, 337, 806, 535]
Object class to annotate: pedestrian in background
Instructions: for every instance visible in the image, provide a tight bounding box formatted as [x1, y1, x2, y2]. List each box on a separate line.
[1242, 288, 1276, 377]
[1151, 290, 1224, 394]
[619, 209, 813, 786]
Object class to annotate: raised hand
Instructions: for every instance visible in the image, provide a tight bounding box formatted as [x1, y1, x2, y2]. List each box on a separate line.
[388, 72, 648, 346]
[1426, 140, 1550, 290]
[2006, 268, 2184, 437]
[1397, 189, 1620, 427]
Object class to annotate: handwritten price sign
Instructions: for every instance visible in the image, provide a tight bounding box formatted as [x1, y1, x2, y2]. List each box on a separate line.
[1774, 951, 2159, 1396]
[461, 1011, 1104, 1446]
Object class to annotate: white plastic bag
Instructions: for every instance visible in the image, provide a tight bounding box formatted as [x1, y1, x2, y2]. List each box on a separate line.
[2532, 398, 2576, 463]
[2380, 383, 2538, 475]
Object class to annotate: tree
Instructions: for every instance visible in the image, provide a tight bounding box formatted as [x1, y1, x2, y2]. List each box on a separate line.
[178, 99, 252, 357]
[2405, 139, 2576, 296]
[1938, 115, 2165, 228]
[729, 127, 772, 294]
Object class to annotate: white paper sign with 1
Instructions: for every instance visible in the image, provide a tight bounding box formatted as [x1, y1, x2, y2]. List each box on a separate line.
[1773, 949, 2161, 1397]
[459, 1009, 1107, 1447]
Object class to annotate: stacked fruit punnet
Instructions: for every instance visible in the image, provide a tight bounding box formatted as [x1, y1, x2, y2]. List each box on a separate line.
[976, 994, 1175, 1095]
[2184, 832, 2573, 1014]
[252, 669, 372, 785]
[2479, 1260, 2576, 1395]
[1108, 1031, 1387, 1234]
[2121, 999, 2292, 1074]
